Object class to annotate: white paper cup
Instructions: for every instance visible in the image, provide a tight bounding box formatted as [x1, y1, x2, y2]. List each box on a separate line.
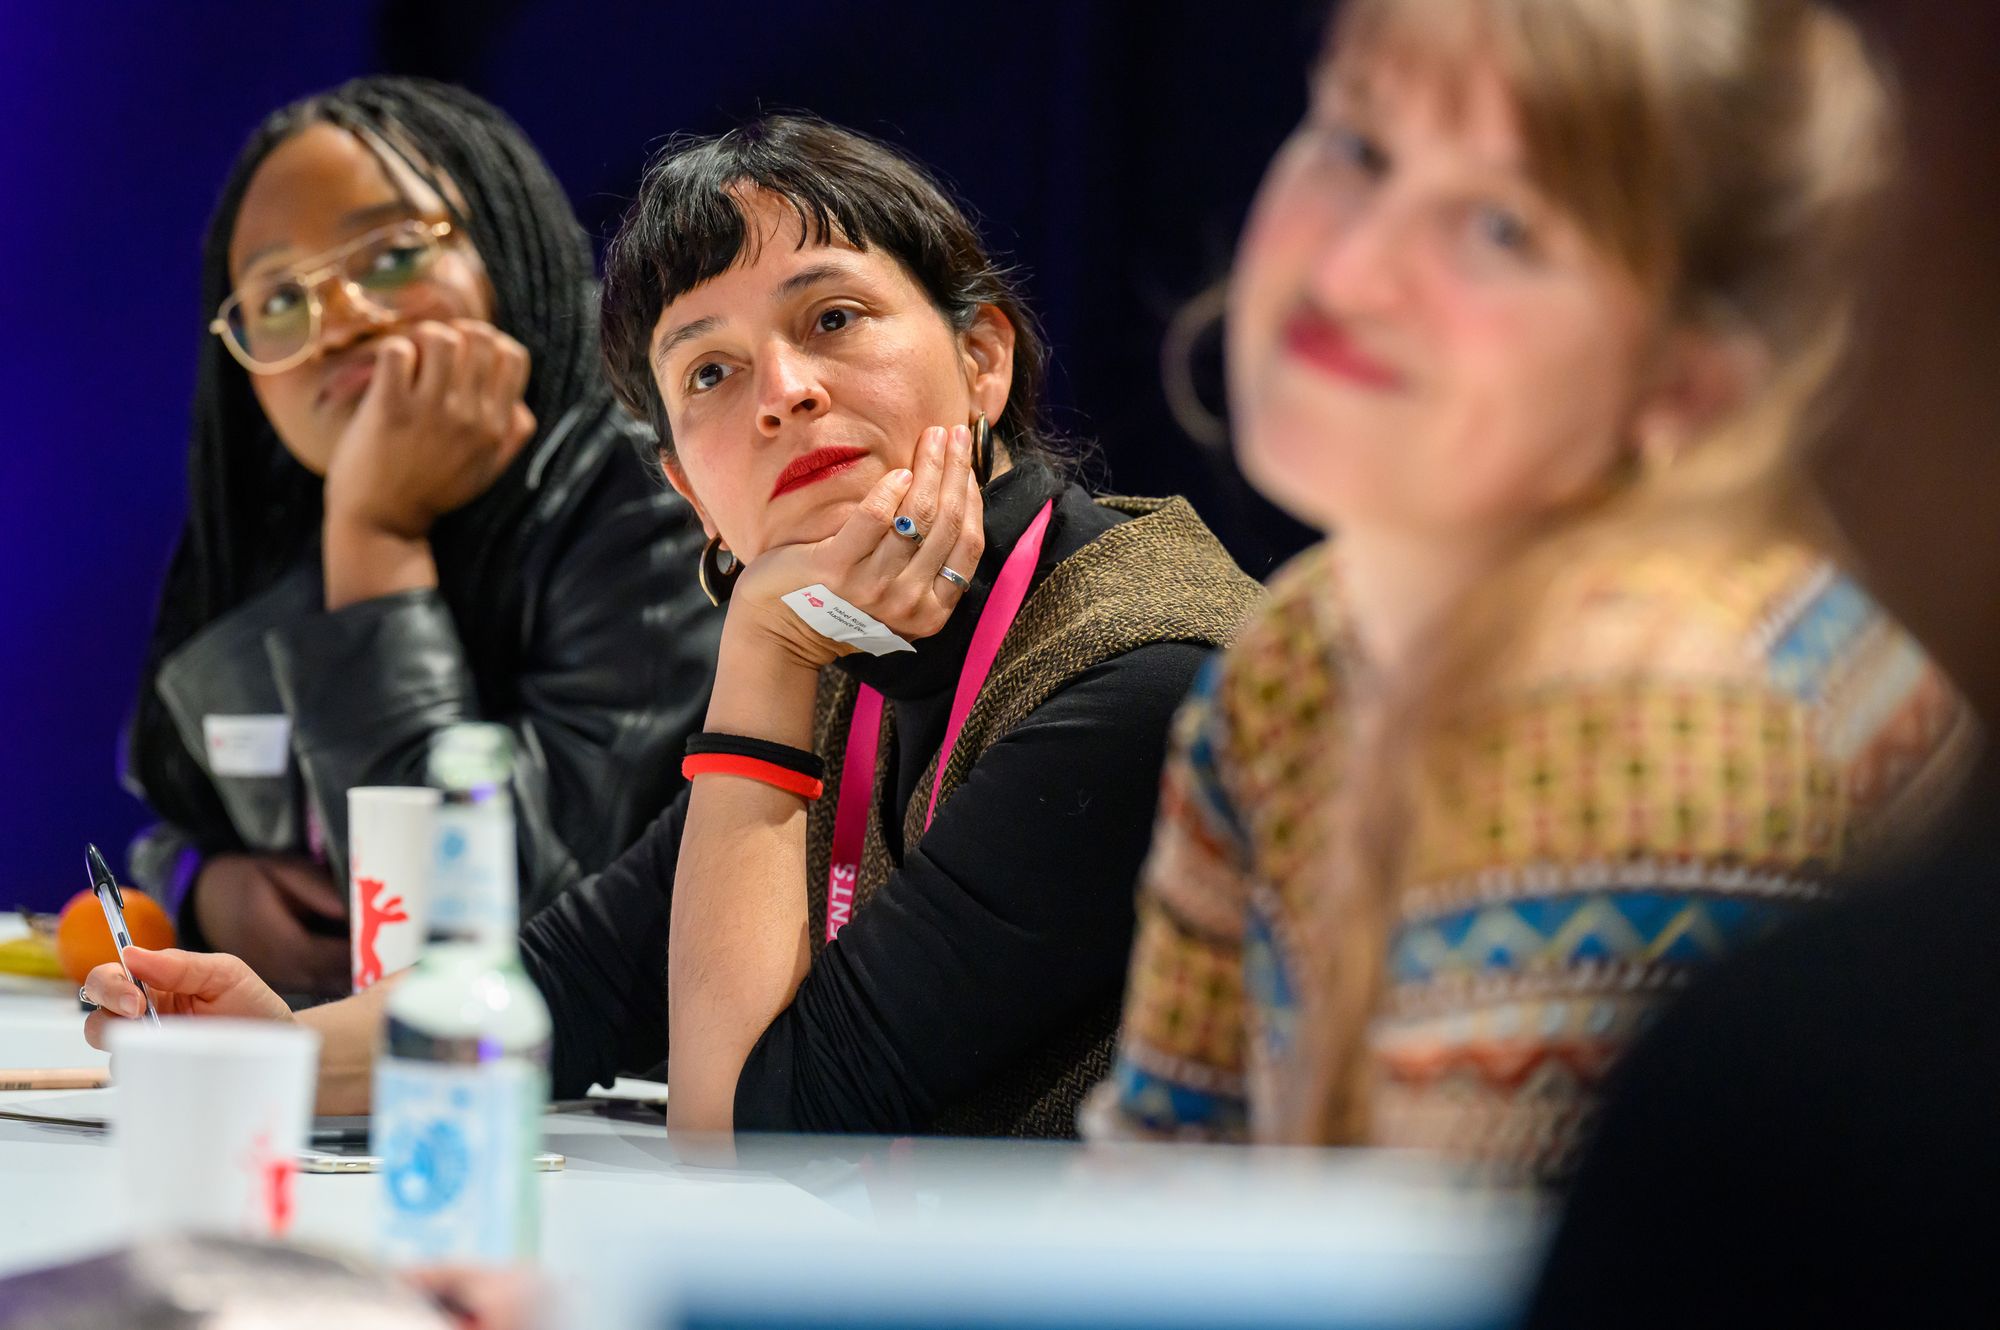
[108, 1018, 321, 1239]
[348, 786, 440, 993]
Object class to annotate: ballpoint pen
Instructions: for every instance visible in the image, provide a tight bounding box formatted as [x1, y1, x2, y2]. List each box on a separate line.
[85, 842, 162, 1028]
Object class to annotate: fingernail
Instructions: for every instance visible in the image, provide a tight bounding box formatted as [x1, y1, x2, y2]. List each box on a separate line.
[121, 994, 142, 1017]
[953, 425, 971, 452]
[890, 469, 913, 486]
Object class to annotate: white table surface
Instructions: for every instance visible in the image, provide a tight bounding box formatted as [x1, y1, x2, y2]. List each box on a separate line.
[0, 968, 1546, 1327]
[0, 976, 847, 1323]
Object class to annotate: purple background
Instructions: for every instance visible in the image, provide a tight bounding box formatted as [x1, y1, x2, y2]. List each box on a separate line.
[0, 1, 1320, 912]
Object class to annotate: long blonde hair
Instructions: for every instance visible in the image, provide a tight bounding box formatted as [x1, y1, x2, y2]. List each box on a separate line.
[1294, 0, 1897, 1144]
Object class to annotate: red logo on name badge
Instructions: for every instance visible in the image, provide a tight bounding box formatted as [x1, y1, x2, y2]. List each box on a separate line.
[807, 593, 825, 608]
[353, 876, 409, 991]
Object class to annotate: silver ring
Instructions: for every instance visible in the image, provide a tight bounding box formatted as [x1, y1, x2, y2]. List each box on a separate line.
[893, 515, 924, 541]
[78, 985, 97, 1011]
[937, 565, 970, 590]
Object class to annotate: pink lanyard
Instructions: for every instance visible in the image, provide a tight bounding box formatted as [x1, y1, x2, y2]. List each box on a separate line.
[825, 499, 1054, 943]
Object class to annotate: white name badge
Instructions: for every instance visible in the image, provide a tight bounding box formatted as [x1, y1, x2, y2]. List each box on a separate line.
[782, 585, 916, 656]
[202, 714, 293, 778]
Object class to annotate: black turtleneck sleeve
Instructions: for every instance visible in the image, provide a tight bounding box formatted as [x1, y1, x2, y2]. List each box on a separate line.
[732, 638, 1208, 1134]
[520, 787, 685, 1097]
[518, 638, 1210, 1123]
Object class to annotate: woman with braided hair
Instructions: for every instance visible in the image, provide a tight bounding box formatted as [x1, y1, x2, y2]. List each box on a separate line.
[124, 76, 720, 995]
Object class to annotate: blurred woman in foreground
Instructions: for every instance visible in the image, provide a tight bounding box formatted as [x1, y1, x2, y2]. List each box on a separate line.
[1090, 0, 1975, 1181]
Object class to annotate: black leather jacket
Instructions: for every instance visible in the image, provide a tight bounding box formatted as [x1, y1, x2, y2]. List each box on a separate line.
[126, 406, 721, 928]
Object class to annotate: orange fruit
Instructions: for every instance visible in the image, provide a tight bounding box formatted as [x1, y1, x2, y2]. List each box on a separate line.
[55, 887, 175, 985]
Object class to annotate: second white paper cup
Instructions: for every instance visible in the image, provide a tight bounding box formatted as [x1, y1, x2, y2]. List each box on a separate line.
[348, 786, 440, 994]
[109, 1018, 321, 1239]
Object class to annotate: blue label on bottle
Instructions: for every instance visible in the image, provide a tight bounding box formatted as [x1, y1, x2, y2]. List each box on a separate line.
[429, 803, 517, 942]
[382, 1116, 472, 1216]
[374, 1056, 542, 1264]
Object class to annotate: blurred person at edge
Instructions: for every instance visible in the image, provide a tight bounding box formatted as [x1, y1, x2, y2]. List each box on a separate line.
[124, 77, 719, 995]
[1084, 0, 1977, 1184]
[1529, 3, 2000, 1324]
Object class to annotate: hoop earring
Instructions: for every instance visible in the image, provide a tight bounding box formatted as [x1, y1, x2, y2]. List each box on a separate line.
[698, 535, 740, 607]
[1162, 281, 1228, 448]
[971, 412, 994, 485]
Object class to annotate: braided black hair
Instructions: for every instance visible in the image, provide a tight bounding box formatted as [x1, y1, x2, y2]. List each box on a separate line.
[130, 75, 612, 850]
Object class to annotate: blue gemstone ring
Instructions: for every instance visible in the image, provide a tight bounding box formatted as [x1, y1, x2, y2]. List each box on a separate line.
[893, 515, 923, 541]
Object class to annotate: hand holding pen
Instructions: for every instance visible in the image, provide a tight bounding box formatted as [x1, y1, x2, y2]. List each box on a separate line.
[84, 843, 161, 1028]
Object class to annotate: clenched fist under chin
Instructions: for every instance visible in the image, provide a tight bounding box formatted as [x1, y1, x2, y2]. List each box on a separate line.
[322, 317, 535, 542]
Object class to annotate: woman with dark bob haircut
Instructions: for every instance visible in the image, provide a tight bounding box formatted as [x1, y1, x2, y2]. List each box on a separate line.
[87, 113, 1263, 1140]
[122, 77, 719, 996]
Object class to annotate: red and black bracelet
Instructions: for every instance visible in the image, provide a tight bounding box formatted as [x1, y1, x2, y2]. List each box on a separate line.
[681, 733, 827, 801]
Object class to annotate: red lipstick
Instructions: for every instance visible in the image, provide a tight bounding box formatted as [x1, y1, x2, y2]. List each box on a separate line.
[771, 446, 871, 499]
[1280, 308, 1402, 390]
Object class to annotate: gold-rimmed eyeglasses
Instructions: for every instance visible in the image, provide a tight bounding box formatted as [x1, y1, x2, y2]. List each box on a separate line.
[209, 218, 455, 374]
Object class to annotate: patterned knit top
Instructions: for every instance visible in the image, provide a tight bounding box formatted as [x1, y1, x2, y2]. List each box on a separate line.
[1083, 537, 1976, 1183]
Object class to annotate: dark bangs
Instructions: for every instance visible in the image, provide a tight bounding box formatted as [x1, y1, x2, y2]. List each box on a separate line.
[600, 114, 1055, 467]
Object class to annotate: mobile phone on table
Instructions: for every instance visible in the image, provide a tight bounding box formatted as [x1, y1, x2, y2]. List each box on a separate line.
[298, 1146, 565, 1174]
[84, 843, 161, 1028]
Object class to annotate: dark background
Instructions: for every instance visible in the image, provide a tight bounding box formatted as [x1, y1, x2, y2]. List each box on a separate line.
[0, 1, 1325, 913]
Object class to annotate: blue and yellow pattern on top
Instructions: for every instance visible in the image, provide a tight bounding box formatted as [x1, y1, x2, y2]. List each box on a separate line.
[1087, 540, 1975, 1182]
